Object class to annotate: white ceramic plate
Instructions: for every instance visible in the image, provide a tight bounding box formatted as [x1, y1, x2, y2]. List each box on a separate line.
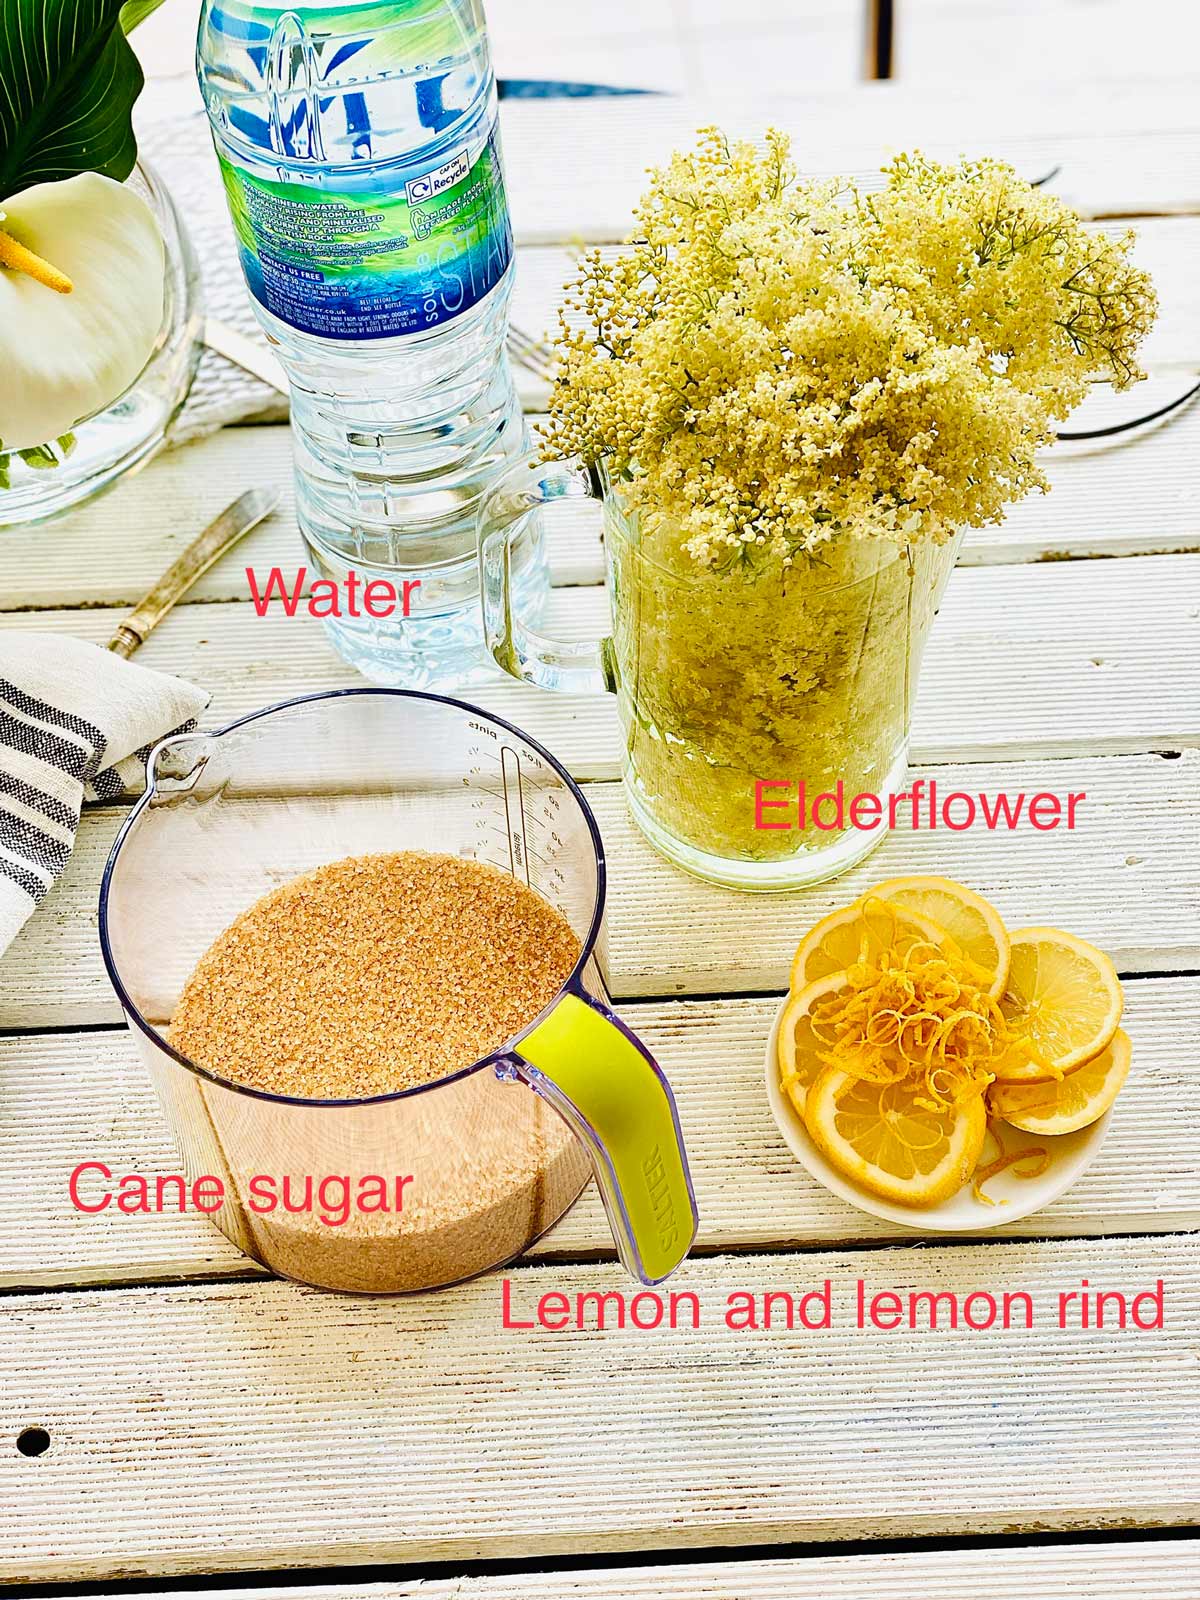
[764, 994, 1114, 1231]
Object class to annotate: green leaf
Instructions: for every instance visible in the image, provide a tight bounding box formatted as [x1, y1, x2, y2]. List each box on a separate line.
[120, 0, 167, 33]
[0, 0, 150, 196]
[0, 454, 9, 491]
[18, 443, 61, 469]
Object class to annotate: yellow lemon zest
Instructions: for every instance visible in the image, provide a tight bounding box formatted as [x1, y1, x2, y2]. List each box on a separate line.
[807, 905, 1011, 1114]
[786, 883, 1129, 1212]
[972, 1124, 1051, 1205]
[0, 227, 73, 294]
[991, 1030, 1068, 1083]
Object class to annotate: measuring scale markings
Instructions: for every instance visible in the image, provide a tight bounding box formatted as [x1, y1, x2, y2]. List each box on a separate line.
[466, 727, 570, 914]
[501, 744, 530, 887]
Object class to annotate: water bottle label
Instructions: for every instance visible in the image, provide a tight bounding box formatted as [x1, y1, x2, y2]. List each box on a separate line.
[217, 125, 513, 339]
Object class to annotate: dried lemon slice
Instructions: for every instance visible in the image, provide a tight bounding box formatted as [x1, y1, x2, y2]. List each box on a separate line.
[991, 1028, 1131, 1133]
[992, 927, 1123, 1083]
[777, 971, 853, 1115]
[868, 875, 1010, 999]
[790, 898, 947, 990]
[803, 1065, 987, 1207]
[809, 1068, 985, 1203]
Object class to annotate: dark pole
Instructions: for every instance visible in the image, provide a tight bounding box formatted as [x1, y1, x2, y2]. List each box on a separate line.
[866, 0, 895, 80]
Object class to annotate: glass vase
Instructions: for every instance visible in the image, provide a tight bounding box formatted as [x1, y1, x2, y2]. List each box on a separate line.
[480, 458, 963, 891]
[607, 489, 963, 886]
[0, 161, 203, 527]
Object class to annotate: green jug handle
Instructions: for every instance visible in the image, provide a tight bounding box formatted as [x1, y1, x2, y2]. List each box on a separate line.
[505, 980, 698, 1284]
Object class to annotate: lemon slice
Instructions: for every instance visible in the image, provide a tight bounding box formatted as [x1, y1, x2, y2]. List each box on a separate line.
[992, 927, 1124, 1083]
[803, 1065, 987, 1207]
[868, 875, 1010, 999]
[777, 971, 853, 1115]
[790, 898, 947, 990]
[991, 1028, 1131, 1133]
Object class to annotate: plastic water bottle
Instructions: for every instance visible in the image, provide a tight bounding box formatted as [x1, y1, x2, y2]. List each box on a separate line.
[196, 0, 543, 687]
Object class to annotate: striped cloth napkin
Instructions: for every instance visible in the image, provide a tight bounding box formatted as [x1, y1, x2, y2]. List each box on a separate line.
[0, 635, 208, 956]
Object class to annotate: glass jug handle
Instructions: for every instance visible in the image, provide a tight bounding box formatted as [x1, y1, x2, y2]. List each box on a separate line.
[478, 454, 614, 694]
[507, 983, 698, 1285]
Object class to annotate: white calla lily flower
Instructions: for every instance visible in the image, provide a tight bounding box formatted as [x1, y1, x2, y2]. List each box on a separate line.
[0, 171, 166, 452]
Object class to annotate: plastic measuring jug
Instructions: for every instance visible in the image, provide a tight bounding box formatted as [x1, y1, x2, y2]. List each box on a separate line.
[100, 689, 697, 1293]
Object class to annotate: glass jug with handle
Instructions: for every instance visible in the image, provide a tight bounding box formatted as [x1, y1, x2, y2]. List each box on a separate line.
[480, 456, 962, 890]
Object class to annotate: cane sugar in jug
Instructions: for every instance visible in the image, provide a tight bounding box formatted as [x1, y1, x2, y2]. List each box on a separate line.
[168, 851, 587, 1291]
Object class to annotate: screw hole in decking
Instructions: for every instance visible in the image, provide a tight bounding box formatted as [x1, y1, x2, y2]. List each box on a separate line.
[16, 1427, 50, 1457]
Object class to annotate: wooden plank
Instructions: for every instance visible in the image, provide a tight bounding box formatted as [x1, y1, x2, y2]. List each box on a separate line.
[73, 1540, 1200, 1600]
[0, 424, 605, 614]
[132, 0, 882, 105]
[586, 750, 1200, 996]
[670, 6, 866, 97]
[490, 0, 869, 97]
[1, 751, 1196, 1028]
[5, 210, 1195, 615]
[6, 390, 1200, 614]
[498, 85, 1200, 241]
[129, 81, 1200, 268]
[513, 222, 1200, 370]
[970, 398, 1200, 565]
[133, 0, 693, 93]
[3, 1234, 1198, 1580]
[2, 974, 1196, 1289]
[896, 0, 1200, 96]
[8, 550, 1200, 772]
[485, 0, 690, 93]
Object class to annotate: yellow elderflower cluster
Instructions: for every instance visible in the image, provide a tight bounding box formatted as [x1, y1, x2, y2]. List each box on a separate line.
[544, 129, 1158, 567]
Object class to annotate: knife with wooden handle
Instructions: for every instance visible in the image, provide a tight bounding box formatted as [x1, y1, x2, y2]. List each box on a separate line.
[106, 487, 281, 658]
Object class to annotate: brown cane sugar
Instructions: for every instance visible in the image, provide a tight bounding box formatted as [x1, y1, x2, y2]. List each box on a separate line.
[170, 851, 582, 1098]
[166, 852, 590, 1292]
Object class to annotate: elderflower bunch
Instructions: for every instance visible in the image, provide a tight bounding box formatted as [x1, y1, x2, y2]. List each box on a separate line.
[544, 128, 1157, 568]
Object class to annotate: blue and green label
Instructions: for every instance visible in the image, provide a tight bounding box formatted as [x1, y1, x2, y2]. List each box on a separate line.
[218, 123, 513, 339]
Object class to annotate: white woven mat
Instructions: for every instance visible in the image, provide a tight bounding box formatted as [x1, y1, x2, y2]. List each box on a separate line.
[139, 103, 288, 445]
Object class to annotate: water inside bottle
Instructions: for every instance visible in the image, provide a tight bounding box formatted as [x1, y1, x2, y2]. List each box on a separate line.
[197, 0, 544, 687]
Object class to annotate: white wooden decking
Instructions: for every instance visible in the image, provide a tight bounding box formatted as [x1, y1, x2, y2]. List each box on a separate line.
[1, 11, 1197, 1592]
